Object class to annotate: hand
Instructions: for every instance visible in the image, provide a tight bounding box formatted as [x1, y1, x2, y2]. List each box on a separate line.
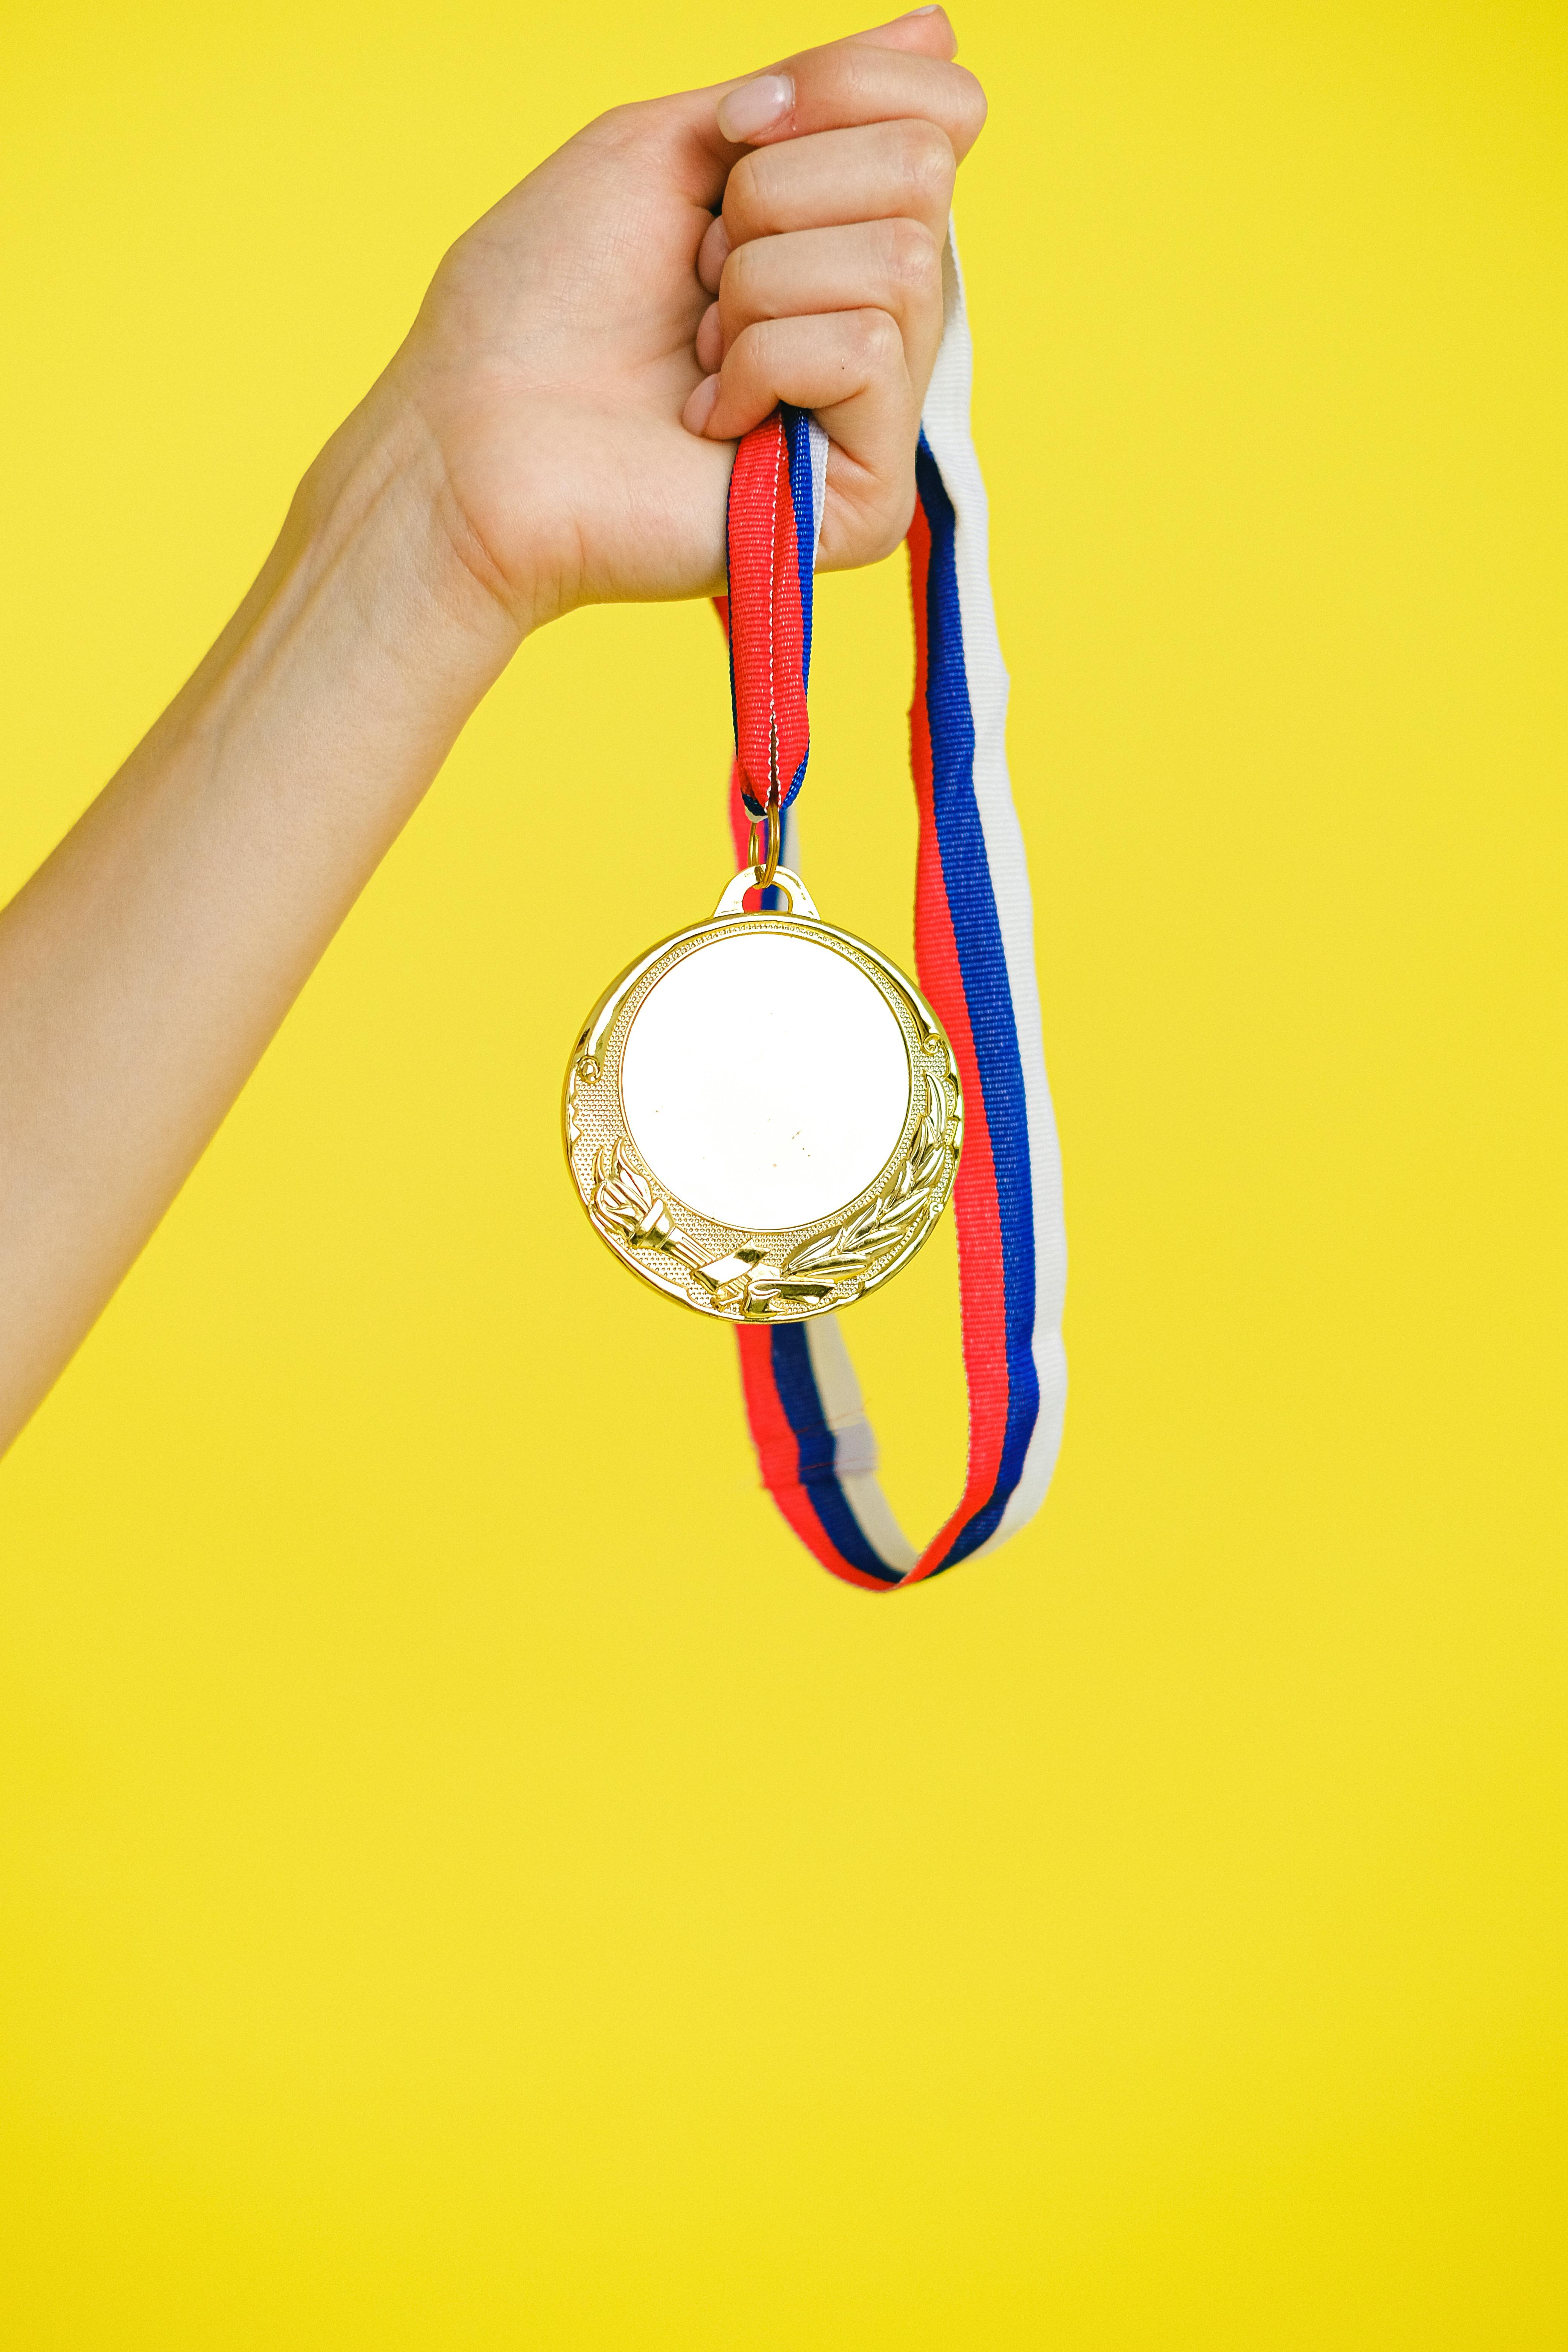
[0, 13, 988, 1453]
[354, 9, 985, 639]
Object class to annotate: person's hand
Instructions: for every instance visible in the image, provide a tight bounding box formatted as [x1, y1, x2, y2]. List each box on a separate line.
[0, 12, 988, 1452]
[336, 8, 985, 642]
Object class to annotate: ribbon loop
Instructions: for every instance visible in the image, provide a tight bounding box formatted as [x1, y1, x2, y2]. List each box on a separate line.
[718, 234, 1069, 1589]
[723, 404, 819, 820]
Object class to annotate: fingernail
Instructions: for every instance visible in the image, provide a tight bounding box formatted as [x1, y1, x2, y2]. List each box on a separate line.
[683, 374, 721, 435]
[716, 73, 794, 142]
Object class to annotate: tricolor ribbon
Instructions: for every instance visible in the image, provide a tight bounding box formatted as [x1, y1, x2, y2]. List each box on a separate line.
[716, 233, 1069, 1589]
[720, 404, 822, 819]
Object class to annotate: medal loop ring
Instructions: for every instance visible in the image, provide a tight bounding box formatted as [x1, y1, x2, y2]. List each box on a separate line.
[748, 789, 782, 893]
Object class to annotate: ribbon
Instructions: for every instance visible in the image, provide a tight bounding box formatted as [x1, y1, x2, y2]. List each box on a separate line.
[721, 406, 821, 819]
[716, 232, 1069, 1589]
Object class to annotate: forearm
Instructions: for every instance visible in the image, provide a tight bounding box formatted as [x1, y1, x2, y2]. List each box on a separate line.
[0, 14, 977, 1457]
[0, 391, 518, 1450]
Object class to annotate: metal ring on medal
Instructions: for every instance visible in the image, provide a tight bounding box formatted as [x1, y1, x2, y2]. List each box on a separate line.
[562, 868, 964, 1322]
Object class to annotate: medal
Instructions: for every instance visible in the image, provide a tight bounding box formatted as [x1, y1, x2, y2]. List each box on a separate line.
[565, 238, 1069, 1588]
[564, 859, 963, 1322]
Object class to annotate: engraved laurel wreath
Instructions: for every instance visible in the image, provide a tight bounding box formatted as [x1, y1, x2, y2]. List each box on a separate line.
[585, 1067, 956, 1319]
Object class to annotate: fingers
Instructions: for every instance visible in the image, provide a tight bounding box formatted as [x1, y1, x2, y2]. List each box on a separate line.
[684, 309, 919, 564]
[695, 119, 955, 295]
[697, 217, 945, 391]
[714, 25, 985, 161]
[841, 7, 959, 60]
[598, 12, 975, 218]
[718, 117, 956, 258]
[691, 22, 974, 283]
[676, 10, 982, 574]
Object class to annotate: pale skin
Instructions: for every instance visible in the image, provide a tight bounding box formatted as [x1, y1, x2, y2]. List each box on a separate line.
[0, 8, 985, 1455]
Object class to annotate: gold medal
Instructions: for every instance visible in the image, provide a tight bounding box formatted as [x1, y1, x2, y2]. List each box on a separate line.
[563, 858, 963, 1324]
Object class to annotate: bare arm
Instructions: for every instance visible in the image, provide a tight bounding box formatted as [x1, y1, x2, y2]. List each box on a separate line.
[0, 9, 984, 1452]
[0, 408, 514, 1447]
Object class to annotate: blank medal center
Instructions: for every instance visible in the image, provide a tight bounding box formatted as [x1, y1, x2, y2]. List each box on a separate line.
[620, 932, 912, 1230]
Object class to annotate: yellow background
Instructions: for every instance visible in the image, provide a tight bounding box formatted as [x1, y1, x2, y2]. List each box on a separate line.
[2, 1, 1565, 2342]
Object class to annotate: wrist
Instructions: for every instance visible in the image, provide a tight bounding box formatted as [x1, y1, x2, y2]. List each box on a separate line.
[288, 382, 527, 698]
[142, 383, 528, 879]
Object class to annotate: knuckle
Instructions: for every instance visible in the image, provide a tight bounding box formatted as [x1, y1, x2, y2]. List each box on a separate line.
[867, 516, 910, 566]
[896, 117, 957, 207]
[882, 216, 942, 300]
[953, 65, 989, 145]
[842, 495, 916, 573]
[586, 100, 651, 150]
[847, 306, 903, 372]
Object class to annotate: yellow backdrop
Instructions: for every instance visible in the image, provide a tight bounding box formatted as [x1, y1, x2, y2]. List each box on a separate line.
[2, 2, 1565, 2343]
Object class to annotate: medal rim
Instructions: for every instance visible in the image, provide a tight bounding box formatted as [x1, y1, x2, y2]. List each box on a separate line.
[562, 902, 963, 1325]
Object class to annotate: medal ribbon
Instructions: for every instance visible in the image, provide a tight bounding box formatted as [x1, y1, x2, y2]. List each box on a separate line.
[720, 405, 819, 819]
[717, 233, 1069, 1589]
